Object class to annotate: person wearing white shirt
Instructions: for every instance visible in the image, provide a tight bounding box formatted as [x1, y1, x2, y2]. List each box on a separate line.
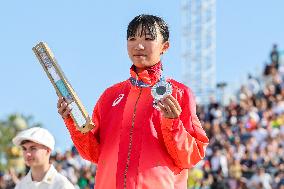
[248, 167, 272, 189]
[12, 127, 75, 189]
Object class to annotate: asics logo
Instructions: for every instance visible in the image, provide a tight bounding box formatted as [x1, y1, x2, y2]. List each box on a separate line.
[112, 94, 124, 106]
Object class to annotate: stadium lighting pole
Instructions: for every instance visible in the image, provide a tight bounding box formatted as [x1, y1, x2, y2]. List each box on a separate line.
[181, 0, 216, 105]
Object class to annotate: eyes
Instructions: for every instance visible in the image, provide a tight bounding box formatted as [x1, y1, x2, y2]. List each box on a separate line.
[128, 36, 155, 41]
[145, 37, 154, 41]
[22, 146, 38, 152]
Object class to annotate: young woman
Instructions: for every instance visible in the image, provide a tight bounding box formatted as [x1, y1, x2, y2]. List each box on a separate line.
[58, 14, 209, 189]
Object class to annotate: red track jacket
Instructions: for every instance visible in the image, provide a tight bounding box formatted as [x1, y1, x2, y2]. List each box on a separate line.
[64, 63, 209, 189]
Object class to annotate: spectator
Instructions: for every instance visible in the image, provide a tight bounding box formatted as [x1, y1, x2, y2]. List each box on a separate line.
[12, 127, 75, 189]
[248, 167, 272, 189]
[270, 44, 279, 69]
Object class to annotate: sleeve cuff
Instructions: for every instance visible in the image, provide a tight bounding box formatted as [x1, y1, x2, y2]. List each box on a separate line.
[161, 117, 181, 131]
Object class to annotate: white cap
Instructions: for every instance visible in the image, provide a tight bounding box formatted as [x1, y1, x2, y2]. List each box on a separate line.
[12, 127, 55, 150]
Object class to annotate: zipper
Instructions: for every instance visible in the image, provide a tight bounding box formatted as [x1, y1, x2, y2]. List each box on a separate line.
[123, 87, 142, 189]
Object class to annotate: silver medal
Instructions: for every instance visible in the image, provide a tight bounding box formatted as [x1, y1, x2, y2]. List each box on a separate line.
[151, 77, 172, 108]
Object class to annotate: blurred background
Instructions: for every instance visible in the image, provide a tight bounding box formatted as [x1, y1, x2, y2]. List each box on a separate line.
[0, 0, 284, 188]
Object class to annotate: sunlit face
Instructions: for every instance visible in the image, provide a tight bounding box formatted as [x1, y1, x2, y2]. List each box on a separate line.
[21, 141, 50, 168]
[127, 25, 169, 70]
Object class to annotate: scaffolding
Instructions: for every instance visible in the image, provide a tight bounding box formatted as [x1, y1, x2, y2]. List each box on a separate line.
[181, 0, 216, 105]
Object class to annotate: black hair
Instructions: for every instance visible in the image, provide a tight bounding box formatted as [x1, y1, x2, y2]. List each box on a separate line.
[127, 14, 169, 43]
[20, 140, 32, 145]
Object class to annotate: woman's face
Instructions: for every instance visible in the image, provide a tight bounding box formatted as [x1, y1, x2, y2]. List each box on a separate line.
[127, 25, 169, 70]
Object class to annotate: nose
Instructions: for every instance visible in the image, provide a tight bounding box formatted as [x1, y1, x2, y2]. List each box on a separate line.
[135, 43, 144, 50]
[24, 151, 32, 157]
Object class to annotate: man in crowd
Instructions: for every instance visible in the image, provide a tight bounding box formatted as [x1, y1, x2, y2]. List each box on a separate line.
[12, 127, 75, 189]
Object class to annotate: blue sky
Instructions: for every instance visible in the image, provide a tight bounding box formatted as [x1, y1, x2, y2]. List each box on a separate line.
[1, 0, 284, 151]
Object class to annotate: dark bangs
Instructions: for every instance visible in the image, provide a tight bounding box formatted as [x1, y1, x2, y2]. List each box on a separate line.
[127, 14, 169, 42]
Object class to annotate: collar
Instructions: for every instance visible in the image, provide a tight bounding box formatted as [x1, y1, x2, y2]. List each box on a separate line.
[129, 62, 162, 87]
[26, 164, 57, 185]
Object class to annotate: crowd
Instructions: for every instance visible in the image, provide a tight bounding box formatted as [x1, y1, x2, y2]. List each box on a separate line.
[0, 45, 283, 189]
[189, 44, 284, 189]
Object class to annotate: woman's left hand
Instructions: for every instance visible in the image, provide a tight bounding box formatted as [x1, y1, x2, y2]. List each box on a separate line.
[157, 95, 182, 119]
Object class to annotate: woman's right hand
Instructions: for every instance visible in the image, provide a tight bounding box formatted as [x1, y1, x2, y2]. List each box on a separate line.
[57, 97, 72, 119]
